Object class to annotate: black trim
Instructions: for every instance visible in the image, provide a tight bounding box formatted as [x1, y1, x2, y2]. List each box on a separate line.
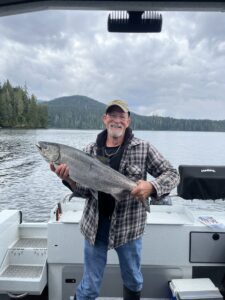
[19, 210, 22, 223]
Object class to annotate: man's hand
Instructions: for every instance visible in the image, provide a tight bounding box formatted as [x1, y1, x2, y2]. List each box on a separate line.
[50, 163, 77, 190]
[131, 180, 155, 200]
[50, 163, 69, 180]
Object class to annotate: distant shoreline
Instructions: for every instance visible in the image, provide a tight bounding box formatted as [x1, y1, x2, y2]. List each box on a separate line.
[1, 127, 225, 133]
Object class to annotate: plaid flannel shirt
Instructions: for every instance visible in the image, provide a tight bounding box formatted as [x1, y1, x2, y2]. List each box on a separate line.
[72, 135, 179, 249]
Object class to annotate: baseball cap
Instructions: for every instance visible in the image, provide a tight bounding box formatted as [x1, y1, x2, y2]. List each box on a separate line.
[105, 100, 130, 114]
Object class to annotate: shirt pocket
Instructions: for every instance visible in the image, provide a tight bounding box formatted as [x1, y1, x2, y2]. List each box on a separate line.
[124, 165, 143, 181]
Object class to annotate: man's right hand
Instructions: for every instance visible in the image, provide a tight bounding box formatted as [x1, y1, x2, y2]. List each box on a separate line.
[50, 163, 77, 191]
[50, 163, 69, 180]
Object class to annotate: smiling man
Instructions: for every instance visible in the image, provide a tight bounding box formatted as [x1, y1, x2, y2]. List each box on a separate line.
[103, 101, 130, 139]
[51, 99, 179, 300]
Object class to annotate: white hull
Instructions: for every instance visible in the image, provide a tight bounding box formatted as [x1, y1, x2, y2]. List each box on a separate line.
[0, 198, 225, 299]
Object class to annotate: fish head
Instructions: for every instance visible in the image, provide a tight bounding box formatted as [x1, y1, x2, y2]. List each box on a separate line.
[36, 141, 60, 164]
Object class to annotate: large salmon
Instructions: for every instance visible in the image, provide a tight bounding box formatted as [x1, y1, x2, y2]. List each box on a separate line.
[36, 141, 149, 211]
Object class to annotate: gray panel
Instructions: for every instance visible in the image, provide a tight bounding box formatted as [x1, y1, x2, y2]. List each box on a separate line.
[193, 266, 225, 288]
[62, 265, 83, 300]
[141, 266, 182, 298]
[62, 264, 182, 298]
[190, 232, 225, 263]
[62, 264, 123, 299]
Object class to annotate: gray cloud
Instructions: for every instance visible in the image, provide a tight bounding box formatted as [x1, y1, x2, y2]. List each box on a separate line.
[0, 10, 225, 120]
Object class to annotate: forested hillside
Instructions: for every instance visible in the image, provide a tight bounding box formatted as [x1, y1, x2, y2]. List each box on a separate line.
[131, 114, 225, 131]
[1, 80, 225, 131]
[46, 95, 106, 129]
[0, 80, 48, 128]
[46, 96, 225, 132]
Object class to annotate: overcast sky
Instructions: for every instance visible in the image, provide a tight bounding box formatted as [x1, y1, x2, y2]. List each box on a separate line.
[0, 9, 225, 120]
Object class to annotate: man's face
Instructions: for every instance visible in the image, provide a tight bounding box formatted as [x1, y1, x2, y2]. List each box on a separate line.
[103, 108, 130, 139]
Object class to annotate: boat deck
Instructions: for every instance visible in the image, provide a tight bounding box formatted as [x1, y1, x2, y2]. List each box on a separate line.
[1, 265, 43, 279]
[13, 238, 47, 248]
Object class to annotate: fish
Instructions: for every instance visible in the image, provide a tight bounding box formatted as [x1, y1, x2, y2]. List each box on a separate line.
[36, 141, 150, 212]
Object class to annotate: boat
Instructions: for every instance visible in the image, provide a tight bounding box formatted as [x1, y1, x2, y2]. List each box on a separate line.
[1, 1, 225, 299]
[0, 0, 225, 16]
[0, 164, 225, 299]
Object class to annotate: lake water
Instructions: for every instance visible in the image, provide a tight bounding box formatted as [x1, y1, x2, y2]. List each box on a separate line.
[1, 129, 225, 222]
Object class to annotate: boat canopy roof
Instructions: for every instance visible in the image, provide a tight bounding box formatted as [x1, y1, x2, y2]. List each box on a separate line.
[0, 0, 225, 16]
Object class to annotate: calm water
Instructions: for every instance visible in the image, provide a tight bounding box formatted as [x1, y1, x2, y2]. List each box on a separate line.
[1, 129, 225, 222]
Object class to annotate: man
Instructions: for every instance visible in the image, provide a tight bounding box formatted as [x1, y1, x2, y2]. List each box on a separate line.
[51, 100, 179, 300]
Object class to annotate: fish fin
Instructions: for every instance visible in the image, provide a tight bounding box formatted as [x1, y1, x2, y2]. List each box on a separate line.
[68, 193, 74, 201]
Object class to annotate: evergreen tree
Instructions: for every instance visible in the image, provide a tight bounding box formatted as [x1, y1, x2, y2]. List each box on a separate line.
[0, 79, 48, 128]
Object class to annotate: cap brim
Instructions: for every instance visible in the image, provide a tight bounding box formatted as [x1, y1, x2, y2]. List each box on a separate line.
[106, 104, 128, 113]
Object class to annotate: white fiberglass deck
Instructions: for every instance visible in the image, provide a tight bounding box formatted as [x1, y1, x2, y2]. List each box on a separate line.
[1, 265, 43, 279]
[13, 238, 47, 249]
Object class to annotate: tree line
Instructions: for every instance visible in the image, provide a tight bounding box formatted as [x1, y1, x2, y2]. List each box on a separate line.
[1, 81, 225, 131]
[0, 80, 48, 128]
[131, 114, 225, 131]
[46, 95, 225, 132]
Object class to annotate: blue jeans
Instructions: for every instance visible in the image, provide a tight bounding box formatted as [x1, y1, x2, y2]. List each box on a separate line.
[75, 217, 143, 300]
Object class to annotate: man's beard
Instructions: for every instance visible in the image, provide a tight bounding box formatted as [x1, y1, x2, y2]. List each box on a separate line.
[108, 124, 125, 138]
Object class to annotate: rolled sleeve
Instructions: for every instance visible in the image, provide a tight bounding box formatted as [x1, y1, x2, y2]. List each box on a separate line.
[146, 144, 180, 199]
